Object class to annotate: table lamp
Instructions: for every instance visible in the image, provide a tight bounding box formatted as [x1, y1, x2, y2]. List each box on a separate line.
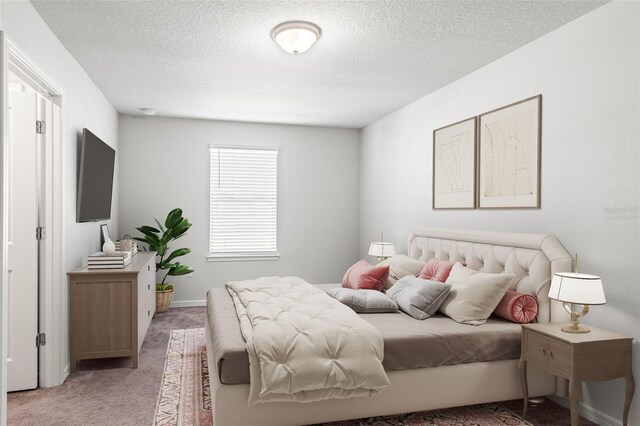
[368, 232, 396, 263]
[548, 255, 605, 333]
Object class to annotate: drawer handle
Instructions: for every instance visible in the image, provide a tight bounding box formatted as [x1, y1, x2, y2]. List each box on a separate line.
[148, 310, 150, 316]
[148, 284, 150, 290]
[538, 346, 553, 360]
[148, 266, 150, 271]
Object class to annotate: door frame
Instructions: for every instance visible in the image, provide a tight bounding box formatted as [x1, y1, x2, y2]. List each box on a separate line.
[1, 30, 10, 426]
[1, 37, 64, 395]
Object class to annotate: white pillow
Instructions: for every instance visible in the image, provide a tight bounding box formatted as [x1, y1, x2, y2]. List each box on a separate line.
[444, 263, 479, 284]
[378, 255, 426, 290]
[439, 263, 514, 325]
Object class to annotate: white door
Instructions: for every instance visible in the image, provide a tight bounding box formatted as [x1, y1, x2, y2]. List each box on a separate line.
[7, 91, 39, 391]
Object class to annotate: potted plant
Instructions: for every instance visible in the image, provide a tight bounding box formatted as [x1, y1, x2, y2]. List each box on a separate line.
[134, 208, 194, 313]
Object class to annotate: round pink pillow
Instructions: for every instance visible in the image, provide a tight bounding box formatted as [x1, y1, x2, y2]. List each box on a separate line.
[493, 289, 538, 324]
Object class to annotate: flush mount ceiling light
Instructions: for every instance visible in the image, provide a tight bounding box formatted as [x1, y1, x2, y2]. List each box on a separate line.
[271, 21, 322, 55]
[139, 107, 156, 116]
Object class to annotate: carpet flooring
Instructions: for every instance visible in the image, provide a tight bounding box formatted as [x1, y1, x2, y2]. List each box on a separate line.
[8, 307, 204, 426]
[9, 307, 592, 426]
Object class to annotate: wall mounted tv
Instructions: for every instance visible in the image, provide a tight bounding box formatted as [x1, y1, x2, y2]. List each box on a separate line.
[77, 128, 115, 222]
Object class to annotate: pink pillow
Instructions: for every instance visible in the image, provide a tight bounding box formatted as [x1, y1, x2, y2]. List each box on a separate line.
[418, 259, 456, 282]
[493, 290, 538, 324]
[342, 260, 389, 292]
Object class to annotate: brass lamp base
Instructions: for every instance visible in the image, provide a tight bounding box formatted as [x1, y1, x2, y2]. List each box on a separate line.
[561, 323, 590, 333]
[561, 302, 591, 334]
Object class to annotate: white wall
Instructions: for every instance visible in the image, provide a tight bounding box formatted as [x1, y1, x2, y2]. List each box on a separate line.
[359, 1, 639, 424]
[118, 116, 359, 303]
[0, 0, 118, 383]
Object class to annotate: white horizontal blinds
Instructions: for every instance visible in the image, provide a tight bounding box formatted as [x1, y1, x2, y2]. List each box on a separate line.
[209, 146, 278, 256]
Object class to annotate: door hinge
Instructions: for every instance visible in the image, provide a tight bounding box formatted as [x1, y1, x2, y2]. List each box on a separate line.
[36, 333, 46, 348]
[36, 120, 46, 134]
[36, 226, 46, 240]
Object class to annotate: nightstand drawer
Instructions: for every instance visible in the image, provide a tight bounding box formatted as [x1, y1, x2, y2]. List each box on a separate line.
[526, 329, 571, 376]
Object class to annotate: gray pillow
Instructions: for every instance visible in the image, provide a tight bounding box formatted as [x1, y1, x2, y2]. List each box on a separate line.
[378, 255, 426, 290]
[385, 276, 451, 320]
[326, 288, 398, 313]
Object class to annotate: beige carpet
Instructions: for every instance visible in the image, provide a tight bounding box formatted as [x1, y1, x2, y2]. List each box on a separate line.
[10, 307, 594, 426]
[8, 307, 205, 426]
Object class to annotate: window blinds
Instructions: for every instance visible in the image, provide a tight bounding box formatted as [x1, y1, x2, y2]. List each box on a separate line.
[209, 145, 278, 257]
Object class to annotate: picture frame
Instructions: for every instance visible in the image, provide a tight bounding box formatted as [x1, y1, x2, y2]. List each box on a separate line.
[478, 95, 541, 209]
[432, 116, 477, 209]
[100, 224, 110, 246]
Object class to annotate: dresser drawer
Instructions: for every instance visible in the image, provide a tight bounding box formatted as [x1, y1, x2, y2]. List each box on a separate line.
[525, 329, 571, 376]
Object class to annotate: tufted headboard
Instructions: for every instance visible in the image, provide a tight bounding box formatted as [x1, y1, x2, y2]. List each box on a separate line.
[408, 228, 573, 323]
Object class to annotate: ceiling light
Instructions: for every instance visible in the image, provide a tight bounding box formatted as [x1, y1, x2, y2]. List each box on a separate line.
[139, 107, 156, 116]
[271, 21, 322, 55]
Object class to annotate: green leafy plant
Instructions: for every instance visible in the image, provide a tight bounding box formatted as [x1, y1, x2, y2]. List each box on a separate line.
[134, 208, 194, 292]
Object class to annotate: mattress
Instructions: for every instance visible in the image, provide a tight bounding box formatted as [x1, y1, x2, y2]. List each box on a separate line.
[206, 284, 522, 385]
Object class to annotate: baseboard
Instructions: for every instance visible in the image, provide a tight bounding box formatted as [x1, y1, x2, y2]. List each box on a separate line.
[59, 364, 70, 386]
[170, 299, 206, 308]
[548, 395, 621, 426]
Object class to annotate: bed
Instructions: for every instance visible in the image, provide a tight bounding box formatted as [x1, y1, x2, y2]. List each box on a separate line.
[205, 228, 573, 426]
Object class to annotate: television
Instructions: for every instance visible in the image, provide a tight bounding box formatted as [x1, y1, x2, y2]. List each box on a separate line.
[77, 128, 115, 222]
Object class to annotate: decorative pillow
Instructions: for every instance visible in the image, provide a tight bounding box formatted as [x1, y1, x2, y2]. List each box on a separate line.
[378, 255, 426, 290]
[440, 263, 515, 325]
[418, 259, 456, 282]
[493, 289, 539, 324]
[385, 276, 451, 320]
[342, 260, 389, 291]
[445, 262, 480, 284]
[326, 288, 398, 313]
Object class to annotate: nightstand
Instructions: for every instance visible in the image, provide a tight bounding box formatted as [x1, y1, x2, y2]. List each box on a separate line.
[519, 323, 635, 426]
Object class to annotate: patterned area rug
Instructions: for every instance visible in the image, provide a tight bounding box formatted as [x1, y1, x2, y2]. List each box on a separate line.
[317, 404, 533, 425]
[153, 328, 212, 426]
[154, 328, 592, 426]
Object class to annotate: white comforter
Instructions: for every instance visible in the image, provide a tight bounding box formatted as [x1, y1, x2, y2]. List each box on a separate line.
[226, 276, 390, 405]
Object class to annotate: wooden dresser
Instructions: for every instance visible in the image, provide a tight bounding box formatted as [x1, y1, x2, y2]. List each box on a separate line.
[68, 251, 156, 372]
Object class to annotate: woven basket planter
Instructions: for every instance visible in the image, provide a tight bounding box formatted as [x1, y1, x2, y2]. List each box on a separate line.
[156, 289, 174, 313]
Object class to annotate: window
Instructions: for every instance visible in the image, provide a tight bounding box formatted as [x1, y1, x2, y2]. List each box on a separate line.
[208, 145, 278, 261]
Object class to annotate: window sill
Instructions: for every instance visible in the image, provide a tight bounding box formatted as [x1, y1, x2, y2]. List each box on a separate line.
[207, 254, 280, 262]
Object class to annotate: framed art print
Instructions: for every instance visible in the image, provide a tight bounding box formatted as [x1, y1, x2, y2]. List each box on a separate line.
[432, 117, 477, 209]
[478, 95, 541, 209]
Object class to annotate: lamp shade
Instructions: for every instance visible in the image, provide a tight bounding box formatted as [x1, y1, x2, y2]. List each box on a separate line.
[548, 272, 606, 305]
[368, 242, 396, 259]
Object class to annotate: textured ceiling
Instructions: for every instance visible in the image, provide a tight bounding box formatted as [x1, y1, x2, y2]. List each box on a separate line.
[31, 0, 606, 128]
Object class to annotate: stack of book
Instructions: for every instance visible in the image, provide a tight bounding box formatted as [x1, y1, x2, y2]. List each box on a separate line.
[87, 252, 132, 269]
